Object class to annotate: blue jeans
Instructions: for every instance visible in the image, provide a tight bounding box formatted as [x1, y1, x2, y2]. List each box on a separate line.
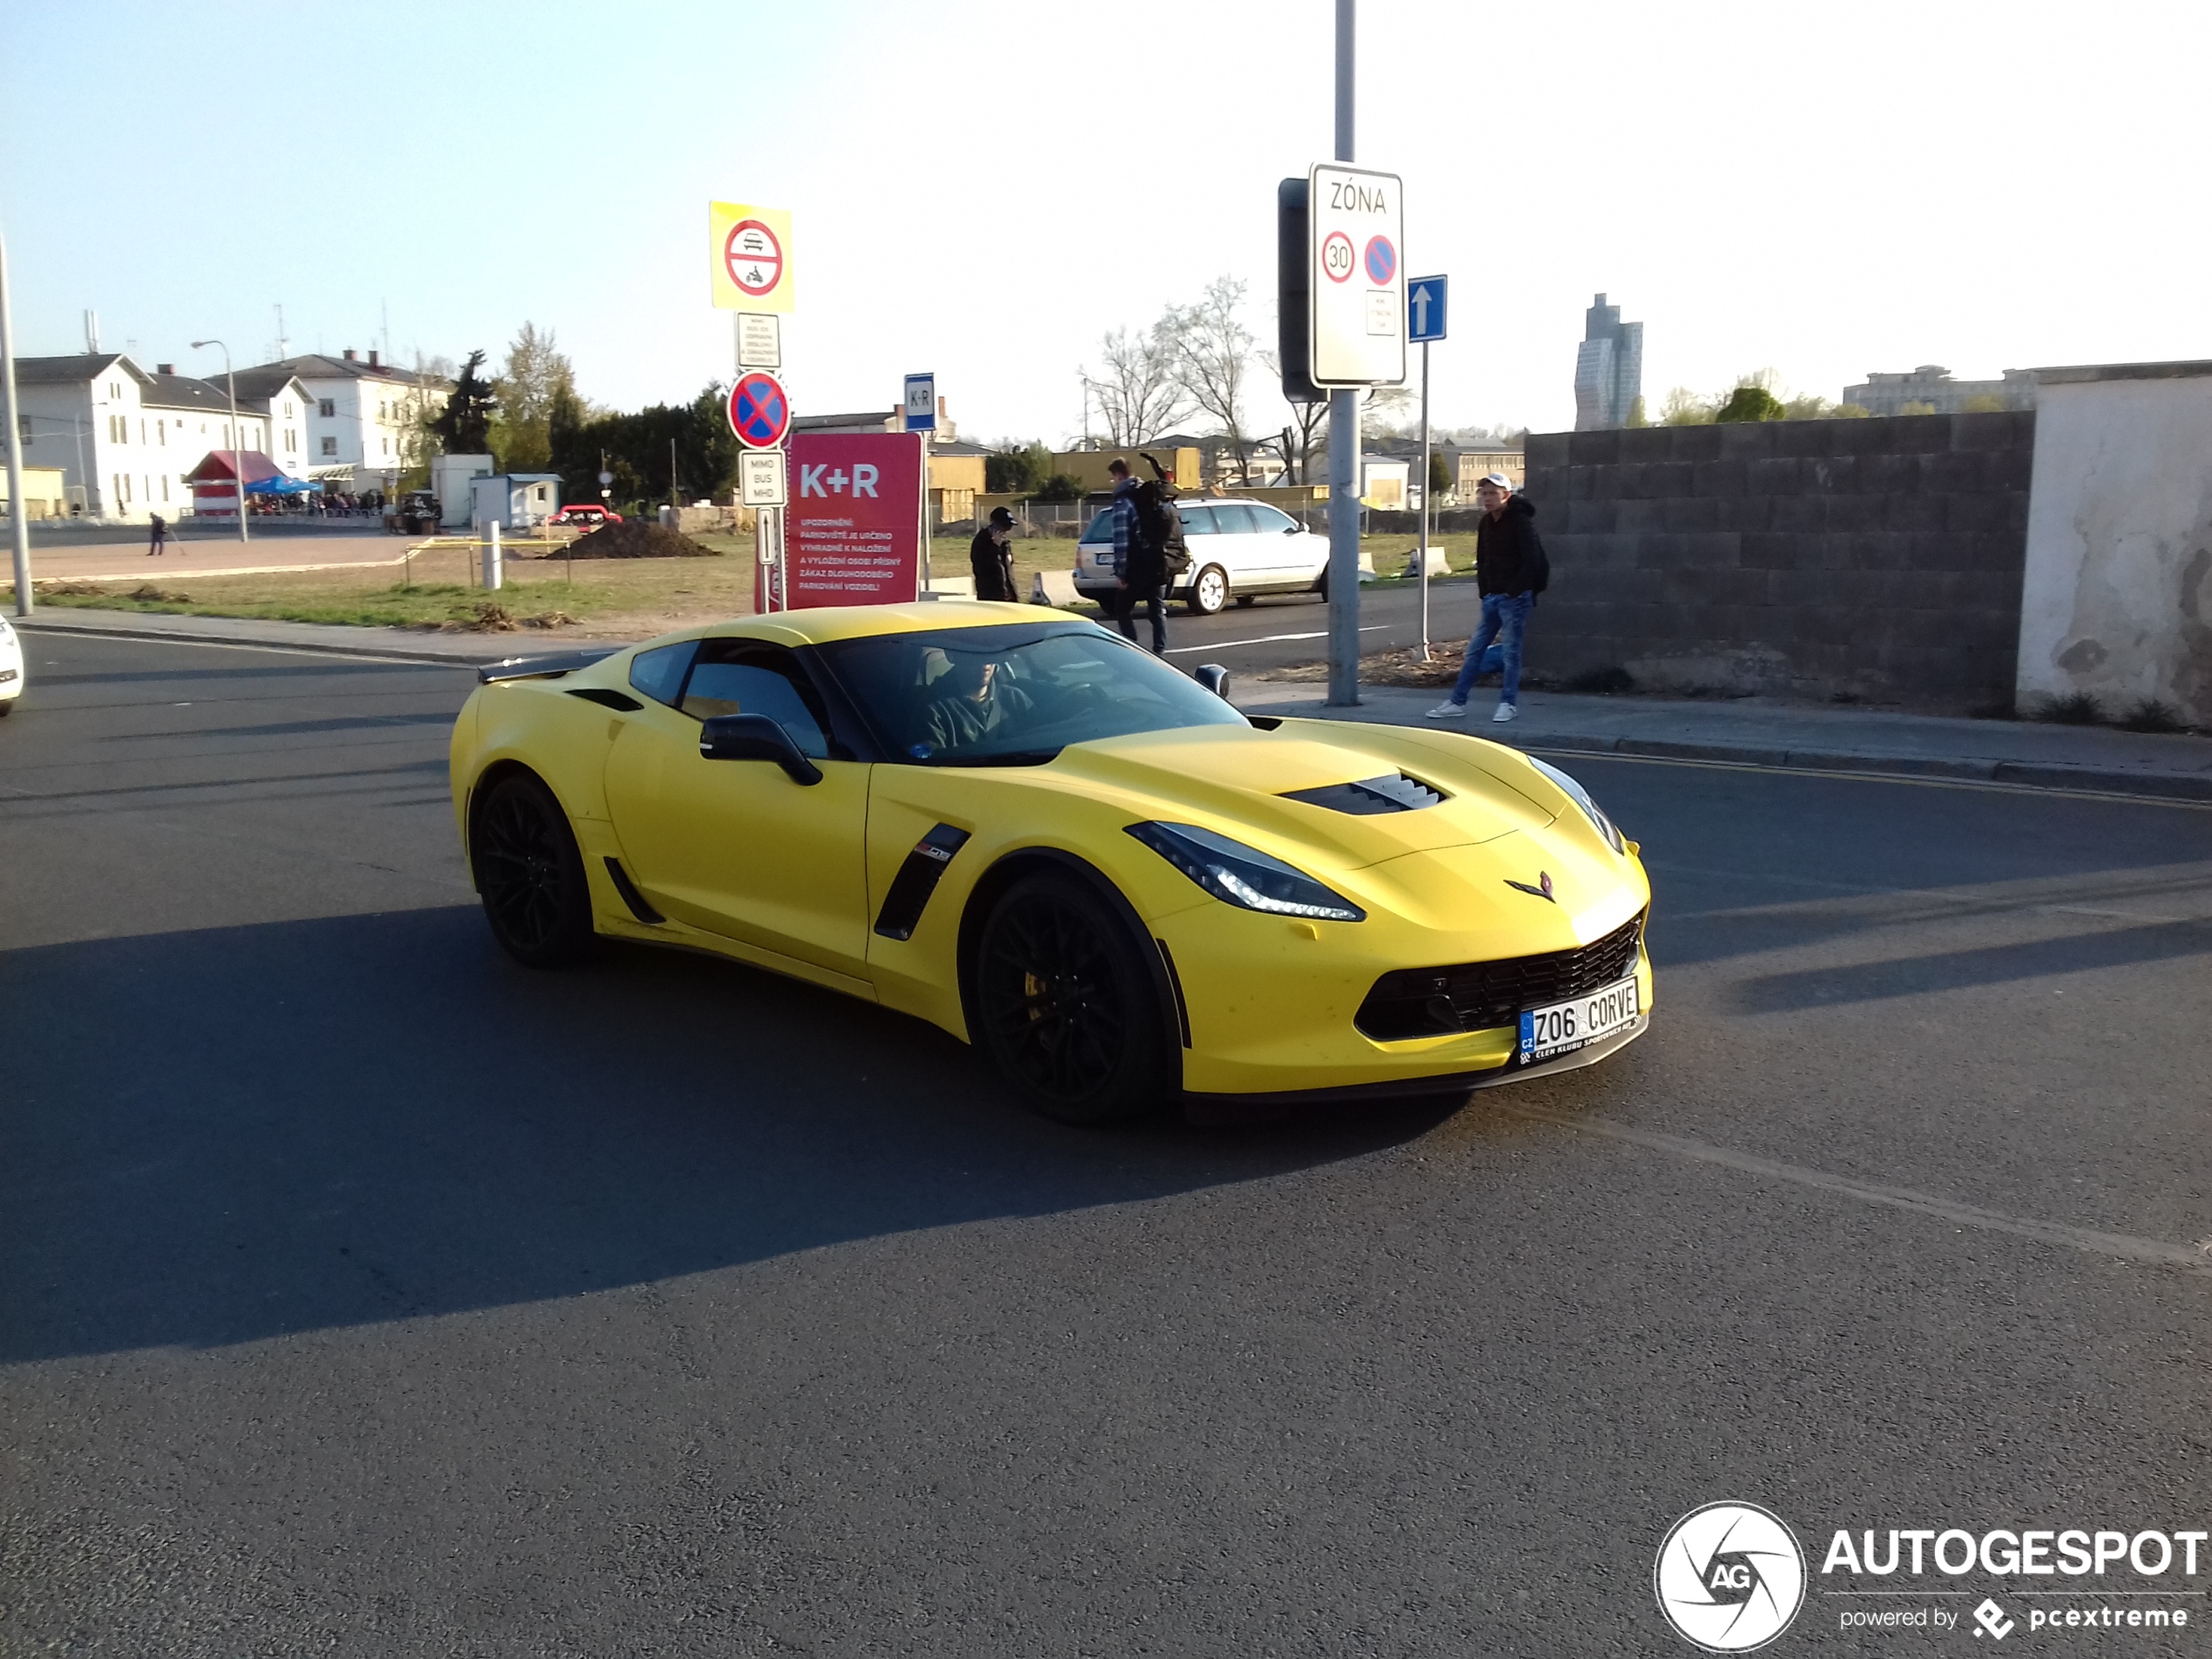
[1451, 591, 1532, 705]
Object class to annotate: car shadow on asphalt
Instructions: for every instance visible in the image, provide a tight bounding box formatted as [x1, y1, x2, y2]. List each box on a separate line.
[0, 906, 1460, 1363]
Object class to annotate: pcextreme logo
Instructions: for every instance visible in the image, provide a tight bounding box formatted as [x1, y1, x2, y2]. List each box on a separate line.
[1656, 1502, 1809, 1652]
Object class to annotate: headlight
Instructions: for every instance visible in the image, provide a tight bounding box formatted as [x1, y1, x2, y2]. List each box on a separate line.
[1126, 821, 1366, 921]
[1527, 755, 1626, 854]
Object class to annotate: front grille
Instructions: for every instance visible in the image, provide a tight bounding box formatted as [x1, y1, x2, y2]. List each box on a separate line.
[1355, 912, 1646, 1042]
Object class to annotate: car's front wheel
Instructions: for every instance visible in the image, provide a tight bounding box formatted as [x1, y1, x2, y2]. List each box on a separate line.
[974, 872, 1172, 1125]
[472, 771, 597, 968]
[1187, 563, 1229, 616]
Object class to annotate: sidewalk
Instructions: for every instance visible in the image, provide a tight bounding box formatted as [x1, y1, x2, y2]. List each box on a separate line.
[12, 604, 556, 666]
[1241, 683, 2212, 803]
[17, 604, 2212, 802]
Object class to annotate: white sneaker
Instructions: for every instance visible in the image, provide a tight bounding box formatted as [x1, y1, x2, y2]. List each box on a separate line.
[1491, 702, 1518, 724]
[1423, 700, 1466, 720]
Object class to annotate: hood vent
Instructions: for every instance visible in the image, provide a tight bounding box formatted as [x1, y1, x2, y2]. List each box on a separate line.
[1280, 772, 1447, 815]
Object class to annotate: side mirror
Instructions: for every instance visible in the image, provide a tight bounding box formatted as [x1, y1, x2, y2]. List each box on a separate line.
[1283, 524, 1298, 533]
[1194, 664, 1232, 701]
[698, 712, 823, 785]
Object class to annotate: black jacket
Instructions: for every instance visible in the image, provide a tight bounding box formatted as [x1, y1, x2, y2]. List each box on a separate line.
[1474, 494, 1549, 598]
[969, 529, 1018, 601]
[1121, 482, 1169, 590]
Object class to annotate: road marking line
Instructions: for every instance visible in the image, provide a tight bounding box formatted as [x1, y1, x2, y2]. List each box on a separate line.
[1524, 745, 2212, 813]
[1164, 624, 1386, 656]
[1491, 1102, 2212, 1273]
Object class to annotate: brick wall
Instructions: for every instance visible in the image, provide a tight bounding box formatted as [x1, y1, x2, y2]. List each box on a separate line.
[1520, 412, 2034, 707]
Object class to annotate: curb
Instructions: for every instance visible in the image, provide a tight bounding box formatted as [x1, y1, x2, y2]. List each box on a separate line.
[1499, 732, 2212, 804]
[1242, 698, 2212, 806]
[13, 611, 543, 668]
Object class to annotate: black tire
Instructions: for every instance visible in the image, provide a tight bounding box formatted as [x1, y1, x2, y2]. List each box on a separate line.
[1313, 567, 1330, 603]
[472, 771, 597, 968]
[974, 873, 1172, 1125]
[1187, 563, 1229, 616]
[0, 699, 14, 716]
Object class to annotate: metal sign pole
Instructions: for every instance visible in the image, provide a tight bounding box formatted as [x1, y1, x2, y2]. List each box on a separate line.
[1418, 338, 1431, 661]
[0, 233, 33, 617]
[919, 431, 932, 595]
[1324, 0, 1360, 707]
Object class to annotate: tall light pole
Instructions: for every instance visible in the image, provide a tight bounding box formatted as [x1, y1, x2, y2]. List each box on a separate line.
[2, 232, 33, 616]
[1324, 0, 1361, 705]
[191, 339, 249, 543]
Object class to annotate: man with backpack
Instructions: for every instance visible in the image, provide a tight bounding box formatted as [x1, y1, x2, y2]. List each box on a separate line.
[1107, 458, 1171, 654]
[1426, 472, 1549, 724]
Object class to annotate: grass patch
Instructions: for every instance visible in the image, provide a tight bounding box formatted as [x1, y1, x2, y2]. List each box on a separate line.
[10, 550, 763, 636]
[2117, 698, 2187, 733]
[2032, 691, 2105, 725]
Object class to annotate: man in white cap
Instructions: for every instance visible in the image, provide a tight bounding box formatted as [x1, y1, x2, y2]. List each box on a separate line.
[1426, 471, 1548, 724]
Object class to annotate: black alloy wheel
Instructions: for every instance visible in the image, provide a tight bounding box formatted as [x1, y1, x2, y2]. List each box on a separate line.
[975, 873, 1170, 1125]
[473, 772, 597, 968]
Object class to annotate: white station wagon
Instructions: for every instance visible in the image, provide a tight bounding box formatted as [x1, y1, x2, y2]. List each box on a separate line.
[1070, 497, 1329, 615]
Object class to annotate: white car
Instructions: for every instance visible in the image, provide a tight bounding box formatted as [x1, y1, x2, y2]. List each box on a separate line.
[1071, 497, 1329, 615]
[0, 616, 22, 714]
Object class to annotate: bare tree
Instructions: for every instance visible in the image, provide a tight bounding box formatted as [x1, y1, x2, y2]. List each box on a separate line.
[1167, 276, 1255, 484]
[1257, 349, 1326, 484]
[1084, 319, 1188, 449]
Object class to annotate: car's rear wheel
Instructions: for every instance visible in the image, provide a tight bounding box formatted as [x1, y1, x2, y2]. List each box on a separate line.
[1187, 563, 1229, 616]
[473, 772, 597, 968]
[975, 873, 1171, 1125]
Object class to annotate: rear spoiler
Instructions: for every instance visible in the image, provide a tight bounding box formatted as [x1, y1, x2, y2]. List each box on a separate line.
[475, 648, 618, 685]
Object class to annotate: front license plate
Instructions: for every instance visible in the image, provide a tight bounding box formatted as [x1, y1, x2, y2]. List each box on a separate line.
[1520, 974, 1641, 1062]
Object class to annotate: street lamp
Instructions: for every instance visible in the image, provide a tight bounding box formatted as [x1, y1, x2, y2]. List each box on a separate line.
[190, 339, 248, 543]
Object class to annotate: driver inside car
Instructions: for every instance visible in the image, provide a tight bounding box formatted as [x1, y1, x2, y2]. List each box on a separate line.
[916, 648, 1035, 753]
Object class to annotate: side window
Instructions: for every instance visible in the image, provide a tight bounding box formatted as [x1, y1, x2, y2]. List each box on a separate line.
[1249, 502, 1297, 533]
[1180, 505, 1217, 536]
[1211, 502, 1258, 534]
[678, 643, 831, 758]
[628, 641, 695, 707]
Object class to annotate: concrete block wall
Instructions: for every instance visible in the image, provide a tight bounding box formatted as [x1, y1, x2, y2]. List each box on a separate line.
[1521, 412, 2034, 707]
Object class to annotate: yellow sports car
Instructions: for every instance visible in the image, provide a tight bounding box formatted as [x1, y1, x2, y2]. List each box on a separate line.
[450, 603, 1652, 1123]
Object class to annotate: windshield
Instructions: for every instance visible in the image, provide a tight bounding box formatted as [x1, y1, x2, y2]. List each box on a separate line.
[816, 621, 1247, 765]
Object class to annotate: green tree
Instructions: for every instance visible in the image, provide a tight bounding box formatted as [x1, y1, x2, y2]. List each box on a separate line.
[1660, 386, 1716, 426]
[1428, 451, 1453, 497]
[488, 322, 578, 472]
[1625, 395, 1649, 428]
[548, 383, 740, 515]
[986, 441, 1053, 495]
[429, 350, 496, 455]
[1715, 384, 1786, 423]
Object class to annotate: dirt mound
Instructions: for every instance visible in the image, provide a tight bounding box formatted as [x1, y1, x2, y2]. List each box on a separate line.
[560, 521, 718, 560]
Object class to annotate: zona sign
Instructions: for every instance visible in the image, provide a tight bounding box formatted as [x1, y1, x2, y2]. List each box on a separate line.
[727, 371, 791, 449]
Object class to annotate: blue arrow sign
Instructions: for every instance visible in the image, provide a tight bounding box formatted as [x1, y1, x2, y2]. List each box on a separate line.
[1408, 275, 1448, 343]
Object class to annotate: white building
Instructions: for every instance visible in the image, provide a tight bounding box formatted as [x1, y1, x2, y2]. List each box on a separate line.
[13, 354, 276, 522]
[235, 350, 448, 496]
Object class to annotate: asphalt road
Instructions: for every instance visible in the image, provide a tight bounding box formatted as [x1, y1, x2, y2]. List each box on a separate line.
[3, 632, 2208, 1656]
[1118, 576, 1485, 678]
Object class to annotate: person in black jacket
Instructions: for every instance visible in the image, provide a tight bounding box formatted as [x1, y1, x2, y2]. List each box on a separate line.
[1113, 478, 1170, 652]
[970, 507, 1019, 601]
[1426, 472, 1549, 724]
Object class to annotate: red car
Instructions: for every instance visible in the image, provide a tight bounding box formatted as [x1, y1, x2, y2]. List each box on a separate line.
[549, 504, 623, 527]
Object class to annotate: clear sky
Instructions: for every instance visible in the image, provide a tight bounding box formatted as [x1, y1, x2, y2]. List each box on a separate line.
[4, 0, 2207, 444]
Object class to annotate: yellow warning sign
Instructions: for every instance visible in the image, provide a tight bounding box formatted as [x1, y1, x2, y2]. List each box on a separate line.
[710, 201, 793, 314]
